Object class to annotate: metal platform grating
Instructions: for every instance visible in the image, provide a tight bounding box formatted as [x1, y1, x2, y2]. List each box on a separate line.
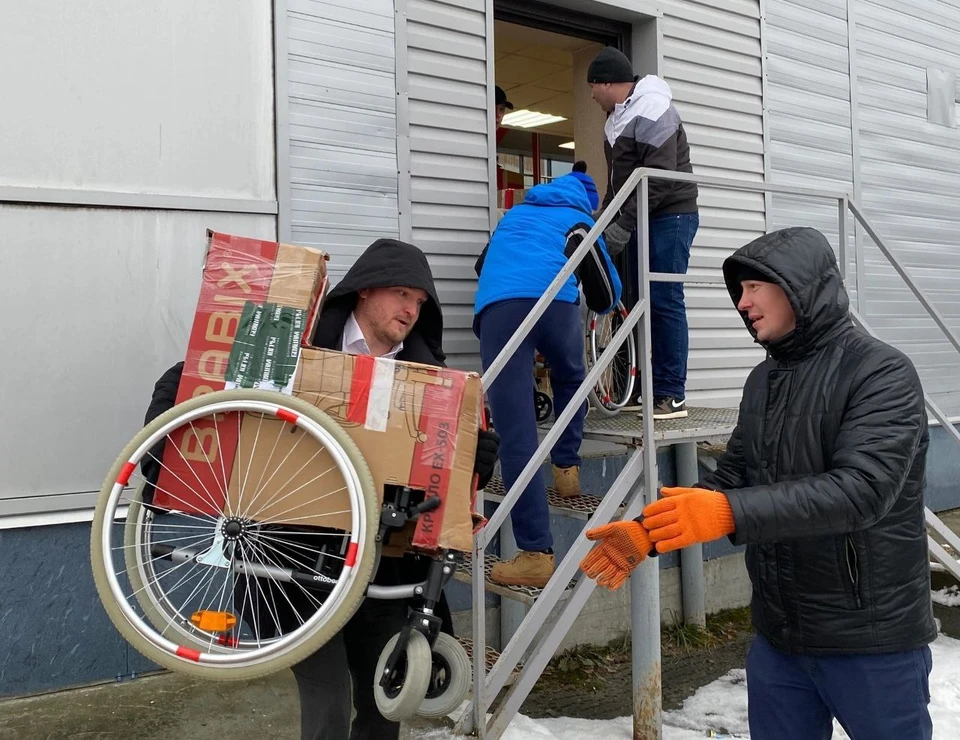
[481, 477, 620, 520]
[453, 552, 576, 606]
[570, 406, 739, 445]
[457, 637, 521, 685]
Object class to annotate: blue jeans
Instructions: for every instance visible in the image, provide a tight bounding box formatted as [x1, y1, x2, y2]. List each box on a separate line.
[746, 635, 933, 740]
[476, 299, 586, 552]
[625, 212, 699, 399]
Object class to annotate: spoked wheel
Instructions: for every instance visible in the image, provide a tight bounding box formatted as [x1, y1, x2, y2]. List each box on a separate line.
[586, 302, 637, 417]
[91, 389, 378, 680]
[417, 632, 472, 718]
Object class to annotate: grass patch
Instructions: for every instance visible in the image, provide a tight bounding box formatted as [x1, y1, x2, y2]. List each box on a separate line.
[539, 606, 753, 686]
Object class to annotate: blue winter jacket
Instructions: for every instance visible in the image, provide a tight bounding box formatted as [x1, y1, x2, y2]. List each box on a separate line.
[474, 175, 622, 317]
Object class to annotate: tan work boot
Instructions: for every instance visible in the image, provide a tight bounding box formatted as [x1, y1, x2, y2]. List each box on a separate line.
[490, 551, 554, 588]
[552, 464, 581, 498]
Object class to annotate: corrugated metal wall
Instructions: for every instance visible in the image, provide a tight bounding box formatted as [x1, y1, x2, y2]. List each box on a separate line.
[765, 0, 859, 307]
[853, 0, 960, 415]
[283, 0, 400, 282]
[398, 0, 493, 370]
[661, 0, 767, 406]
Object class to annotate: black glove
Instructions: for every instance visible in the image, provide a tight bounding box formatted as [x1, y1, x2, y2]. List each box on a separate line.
[473, 428, 500, 490]
[603, 222, 632, 257]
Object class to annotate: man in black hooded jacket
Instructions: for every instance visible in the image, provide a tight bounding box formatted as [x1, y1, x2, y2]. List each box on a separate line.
[142, 239, 499, 740]
[581, 227, 936, 739]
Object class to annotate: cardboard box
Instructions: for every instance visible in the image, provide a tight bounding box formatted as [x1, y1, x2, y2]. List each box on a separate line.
[152, 231, 328, 513]
[225, 349, 483, 554]
[151, 231, 481, 555]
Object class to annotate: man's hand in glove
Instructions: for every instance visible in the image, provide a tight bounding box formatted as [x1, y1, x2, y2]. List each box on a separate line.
[641, 487, 736, 554]
[603, 222, 632, 256]
[473, 428, 500, 490]
[580, 520, 654, 591]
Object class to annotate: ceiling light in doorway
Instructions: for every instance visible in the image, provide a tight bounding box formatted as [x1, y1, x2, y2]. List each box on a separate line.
[502, 109, 567, 128]
[558, 141, 576, 150]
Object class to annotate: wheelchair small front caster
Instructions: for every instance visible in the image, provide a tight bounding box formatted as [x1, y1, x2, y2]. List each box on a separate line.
[373, 630, 432, 721]
[417, 633, 472, 718]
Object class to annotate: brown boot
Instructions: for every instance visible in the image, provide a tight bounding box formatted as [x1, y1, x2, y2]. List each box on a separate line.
[552, 465, 581, 498]
[490, 551, 554, 588]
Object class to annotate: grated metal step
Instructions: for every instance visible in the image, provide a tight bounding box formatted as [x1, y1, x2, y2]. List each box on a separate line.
[541, 406, 739, 446]
[452, 552, 577, 606]
[457, 637, 521, 686]
[482, 476, 622, 521]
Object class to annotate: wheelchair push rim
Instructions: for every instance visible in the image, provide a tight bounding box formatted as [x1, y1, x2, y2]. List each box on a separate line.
[91, 389, 378, 680]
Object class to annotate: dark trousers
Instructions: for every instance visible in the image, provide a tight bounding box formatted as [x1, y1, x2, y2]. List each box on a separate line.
[746, 634, 933, 740]
[477, 299, 585, 552]
[624, 212, 698, 399]
[291, 594, 453, 740]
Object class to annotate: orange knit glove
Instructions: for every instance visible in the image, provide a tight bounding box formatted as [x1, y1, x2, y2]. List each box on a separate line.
[641, 487, 736, 554]
[580, 521, 654, 591]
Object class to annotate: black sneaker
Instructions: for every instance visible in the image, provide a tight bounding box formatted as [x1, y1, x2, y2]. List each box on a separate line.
[652, 396, 687, 420]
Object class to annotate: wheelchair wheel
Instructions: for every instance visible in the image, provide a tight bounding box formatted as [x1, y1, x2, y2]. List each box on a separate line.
[374, 630, 433, 721]
[91, 389, 378, 680]
[587, 302, 636, 417]
[417, 632, 472, 718]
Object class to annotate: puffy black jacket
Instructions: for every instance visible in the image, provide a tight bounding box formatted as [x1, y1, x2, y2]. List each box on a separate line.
[705, 227, 936, 655]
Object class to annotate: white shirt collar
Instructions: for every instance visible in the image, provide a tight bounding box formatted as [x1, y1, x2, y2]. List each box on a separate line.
[341, 312, 403, 359]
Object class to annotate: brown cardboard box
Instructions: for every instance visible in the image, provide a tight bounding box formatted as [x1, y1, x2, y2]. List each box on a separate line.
[225, 348, 483, 554]
[153, 232, 328, 513]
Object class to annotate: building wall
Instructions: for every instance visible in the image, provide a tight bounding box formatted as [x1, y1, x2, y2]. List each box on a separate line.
[852, 0, 960, 416]
[660, 0, 768, 406]
[280, 0, 401, 281]
[398, 0, 495, 370]
[0, 0, 276, 517]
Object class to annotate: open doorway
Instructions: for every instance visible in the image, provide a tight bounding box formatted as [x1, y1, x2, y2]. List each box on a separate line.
[493, 22, 605, 209]
[491, 1, 642, 213]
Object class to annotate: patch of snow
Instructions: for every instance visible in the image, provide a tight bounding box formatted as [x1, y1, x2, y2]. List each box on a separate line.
[412, 635, 960, 739]
[932, 585, 960, 607]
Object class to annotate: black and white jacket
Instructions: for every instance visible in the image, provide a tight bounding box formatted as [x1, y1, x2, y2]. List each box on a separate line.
[602, 75, 698, 229]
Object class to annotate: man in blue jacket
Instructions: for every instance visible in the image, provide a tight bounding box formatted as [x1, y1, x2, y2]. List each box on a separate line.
[474, 166, 621, 587]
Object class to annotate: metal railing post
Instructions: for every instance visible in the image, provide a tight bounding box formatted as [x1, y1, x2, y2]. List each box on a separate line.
[676, 442, 705, 628]
[633, 175, 662, 740]
[838, 196, 848, 286]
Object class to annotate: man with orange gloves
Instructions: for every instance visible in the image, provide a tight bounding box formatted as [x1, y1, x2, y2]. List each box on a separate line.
[581, 227, 936, 739]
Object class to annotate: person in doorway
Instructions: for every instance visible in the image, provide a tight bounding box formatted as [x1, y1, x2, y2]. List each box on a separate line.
[495, 85, 514, 191]
[475, 166, 621, 588]
[587, 46, 699, 419]
[142, 239, 501, 740]
[581, 227, 936, 739]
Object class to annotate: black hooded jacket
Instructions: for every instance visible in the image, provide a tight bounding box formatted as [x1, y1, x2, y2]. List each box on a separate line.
[312, 238, 446, 366]
[706, 226, 936, 655]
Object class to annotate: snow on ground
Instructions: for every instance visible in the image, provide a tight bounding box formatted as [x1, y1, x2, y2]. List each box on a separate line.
[932, 585, 960, 607]
[412, 634, 960, 739]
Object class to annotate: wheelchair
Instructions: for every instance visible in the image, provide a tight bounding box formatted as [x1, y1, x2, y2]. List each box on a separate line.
[90, 388, 474, 721]
[530, 300, 637, 421]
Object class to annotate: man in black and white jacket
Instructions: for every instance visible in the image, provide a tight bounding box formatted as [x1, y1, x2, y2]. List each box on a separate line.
[588, 46, 699, 419]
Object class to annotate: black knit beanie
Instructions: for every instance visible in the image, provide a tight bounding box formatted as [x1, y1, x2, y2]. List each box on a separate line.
[729, 263, 775, 285]
[587, 47, 635, 84]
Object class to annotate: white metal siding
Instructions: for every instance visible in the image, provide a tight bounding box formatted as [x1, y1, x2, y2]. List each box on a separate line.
[854, 0, 960, 415]
[283, 0, 400, 281]
[766, 0, 859, 303]
[661, 0, 767, 406]
[0, 1, 276, 515]
[401, 0, 493, 370]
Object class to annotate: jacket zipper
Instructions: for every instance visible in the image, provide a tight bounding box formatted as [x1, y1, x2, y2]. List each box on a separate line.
[845, 534, 862, 609]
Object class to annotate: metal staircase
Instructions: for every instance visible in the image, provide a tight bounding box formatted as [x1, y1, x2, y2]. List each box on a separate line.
[456, 168, 960, 739]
